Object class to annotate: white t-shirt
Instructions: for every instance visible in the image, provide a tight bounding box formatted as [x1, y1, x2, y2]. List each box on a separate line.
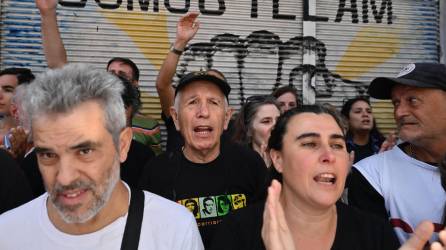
[0, 183, 204, 250]
[354, 145, 446, 243]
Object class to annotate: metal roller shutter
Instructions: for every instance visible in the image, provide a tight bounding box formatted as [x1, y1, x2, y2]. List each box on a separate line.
[0, 0, 441, 139]
[315, 0, 439, 133]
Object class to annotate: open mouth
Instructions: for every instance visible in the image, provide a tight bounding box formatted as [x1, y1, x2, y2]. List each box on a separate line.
[57, 189, 88, 205]
[194, 126, 213, 135]
[314, 173, 336, 185]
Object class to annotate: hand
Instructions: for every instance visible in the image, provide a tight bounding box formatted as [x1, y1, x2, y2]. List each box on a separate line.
[175, 12, 200, 50]
[35, 0, 58, 14]
[379, 131, 398, 153]
[5, 126, 29, 159]
[261, 180, 295, 250]
[399, 221, 446, 250]
[431, 230, 446, 250]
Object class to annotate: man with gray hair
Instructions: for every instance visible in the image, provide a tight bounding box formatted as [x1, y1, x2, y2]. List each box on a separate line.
[0, 64, 203, 250]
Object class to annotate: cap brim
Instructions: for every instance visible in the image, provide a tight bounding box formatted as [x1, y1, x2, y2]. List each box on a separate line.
[368, 77, 438, 99]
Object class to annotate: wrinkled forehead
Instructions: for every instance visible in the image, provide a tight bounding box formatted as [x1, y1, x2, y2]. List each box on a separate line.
[31, 100, 108, 133]
[389, 84, 443, 100]
[179, 80, 226, 100]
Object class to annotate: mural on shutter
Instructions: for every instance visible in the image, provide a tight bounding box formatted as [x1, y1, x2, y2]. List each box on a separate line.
[0, 0, 440, 137]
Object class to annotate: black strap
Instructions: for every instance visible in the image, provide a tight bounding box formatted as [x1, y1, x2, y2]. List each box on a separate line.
[121, 188, 145, 250]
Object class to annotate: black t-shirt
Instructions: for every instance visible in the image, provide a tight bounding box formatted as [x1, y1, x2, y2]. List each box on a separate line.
[347, 167, 389, 219]
[139, 142, 268, 248]
[351, 142, 375, 163]
[120, 140, 155, 188]
[20, 139, 154, 197]
[211, 202, 400, 250]
[0, 149, 33, 214]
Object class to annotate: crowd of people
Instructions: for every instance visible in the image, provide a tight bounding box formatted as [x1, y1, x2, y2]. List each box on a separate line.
[1, 1, 446, 249]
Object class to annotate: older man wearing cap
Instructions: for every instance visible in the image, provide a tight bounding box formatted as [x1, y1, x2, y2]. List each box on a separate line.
[139, 70, 268, 248]
[348, 63, 446, 244]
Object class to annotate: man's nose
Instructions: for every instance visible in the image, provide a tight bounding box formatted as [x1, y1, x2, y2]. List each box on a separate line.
[55, 157, 79, 186]
[394, 103, 409, 120]
[197, 103, 210, 117]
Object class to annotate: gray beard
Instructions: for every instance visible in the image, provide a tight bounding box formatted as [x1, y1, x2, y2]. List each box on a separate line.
[50, 163, 120, 224]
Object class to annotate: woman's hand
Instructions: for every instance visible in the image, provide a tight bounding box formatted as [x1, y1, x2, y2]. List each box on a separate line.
[399, 221, 446, 250]
[261, 180, 295, 250]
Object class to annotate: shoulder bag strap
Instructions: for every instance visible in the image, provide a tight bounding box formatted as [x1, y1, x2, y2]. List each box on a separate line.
[120, 188, 145, 250]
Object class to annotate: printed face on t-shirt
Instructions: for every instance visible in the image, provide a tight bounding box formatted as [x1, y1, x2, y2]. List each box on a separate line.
[201, 197, 216, 217]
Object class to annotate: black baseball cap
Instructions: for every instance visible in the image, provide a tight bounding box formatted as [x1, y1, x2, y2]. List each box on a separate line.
[368, 63, 446, 99]
[175, 71, 231, 100]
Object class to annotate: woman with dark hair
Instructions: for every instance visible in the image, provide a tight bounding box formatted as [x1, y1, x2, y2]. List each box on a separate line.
[271, 86, 300, 113]
[231, 95, 281, 166]
[211, 105, 399, 250]
[341, 96, 385, 163]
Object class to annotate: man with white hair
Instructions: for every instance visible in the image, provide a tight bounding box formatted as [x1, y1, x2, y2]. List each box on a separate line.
[140, 70, 268, 248]
[0, 64, 203, 249]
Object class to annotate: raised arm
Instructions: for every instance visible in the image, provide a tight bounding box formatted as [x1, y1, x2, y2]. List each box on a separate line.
[156, 12, 200, 117]
[36, 0, 67, 68]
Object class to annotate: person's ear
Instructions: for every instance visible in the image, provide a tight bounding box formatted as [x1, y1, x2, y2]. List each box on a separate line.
[223, 107, 233, 130]
[118, 127, 133, 163]
[270, 149, 283, 173]
[170, 106, 181, 131]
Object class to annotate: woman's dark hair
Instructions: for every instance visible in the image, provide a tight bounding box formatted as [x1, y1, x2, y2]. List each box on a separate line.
[340, 96, 384, 142]
[231, 95, 280, 146]
[271, 85, 300, 107]
[268, 105, 346, 152]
